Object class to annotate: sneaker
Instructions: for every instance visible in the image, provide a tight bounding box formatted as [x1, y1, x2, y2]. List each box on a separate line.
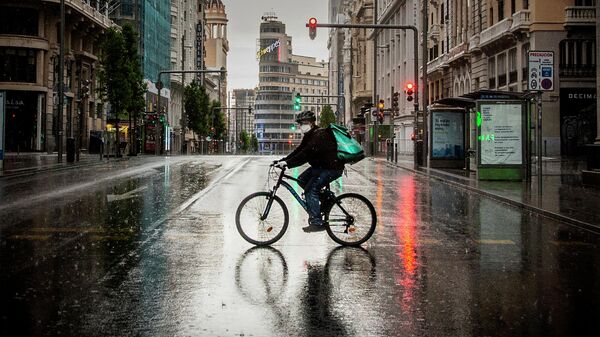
[302, 224, 326, 233]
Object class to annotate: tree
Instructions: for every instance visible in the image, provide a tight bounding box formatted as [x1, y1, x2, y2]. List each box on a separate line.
[122, 24, 145, 154]
[250, 133, 259, 153]
[210, 100, 226, 140]
[239, 130, 250, 153]
[184, 80, 210, 136]
[319, 105, 337, 128]
[98, 27, 131, 157]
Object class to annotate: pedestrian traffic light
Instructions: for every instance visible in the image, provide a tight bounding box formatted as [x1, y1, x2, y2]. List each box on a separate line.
[308, 18, 317, 40]
[405, 82, 415, 102]
[294, 93, 302, 111]
[392, 92, 399, 113]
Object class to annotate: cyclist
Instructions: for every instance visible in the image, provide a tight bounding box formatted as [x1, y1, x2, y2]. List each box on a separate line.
[274, 111, 344, 232]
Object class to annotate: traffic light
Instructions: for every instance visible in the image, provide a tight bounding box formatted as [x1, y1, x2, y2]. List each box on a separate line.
[377, 99, 384, 124]
[159, 114, 165, 124]
[405, 82, 415, 102]
[80, 79, 91, 99]
[392, 92, 399, 114]
[294, 93, 302, 111]
[290, 124, 296, 131]
[308, 18, 317, 40]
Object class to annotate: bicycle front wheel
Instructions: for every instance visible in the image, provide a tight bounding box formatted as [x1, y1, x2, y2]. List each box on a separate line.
[325, 193, 376, 246]
[236, 192, 289, 246]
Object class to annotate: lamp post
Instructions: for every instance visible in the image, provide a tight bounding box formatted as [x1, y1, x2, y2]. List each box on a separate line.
[58, 0, 65, 163]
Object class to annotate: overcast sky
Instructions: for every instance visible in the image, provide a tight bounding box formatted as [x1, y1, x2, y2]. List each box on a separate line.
[222, 0, 329, 90]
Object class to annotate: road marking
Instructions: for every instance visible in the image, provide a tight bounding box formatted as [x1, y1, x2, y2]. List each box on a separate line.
[107, 185, 148, 202]
[476, 239, 516, 245]
[550, 240, 594, 247]
[9, 234, 51, 241]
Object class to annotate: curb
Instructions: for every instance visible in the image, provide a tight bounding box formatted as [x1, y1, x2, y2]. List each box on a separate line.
[0, 156, 133, 180]
[379, 159, 600, 234]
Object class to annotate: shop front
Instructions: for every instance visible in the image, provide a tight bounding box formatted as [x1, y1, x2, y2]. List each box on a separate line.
[4, 90, 44, 152]
[560, 88, 597, 156]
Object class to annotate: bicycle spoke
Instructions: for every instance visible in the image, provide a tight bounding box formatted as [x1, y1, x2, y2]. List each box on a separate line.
[236, 192, 288, 245]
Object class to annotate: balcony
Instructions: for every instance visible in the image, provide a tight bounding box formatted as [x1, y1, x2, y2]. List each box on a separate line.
[427, 55, 448, 75]
[565, 6, 596, 28]
[510, 10, 530, 33]
[560, 64, 597, 78]
[479, 18, 513, 48]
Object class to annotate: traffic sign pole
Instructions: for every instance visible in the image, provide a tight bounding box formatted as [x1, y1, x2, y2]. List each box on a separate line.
[528, 51, 554, 197]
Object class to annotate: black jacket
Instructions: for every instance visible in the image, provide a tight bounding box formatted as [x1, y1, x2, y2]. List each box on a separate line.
[282, 126, 344, 170]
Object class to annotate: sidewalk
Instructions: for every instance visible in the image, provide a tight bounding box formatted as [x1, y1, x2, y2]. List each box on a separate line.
[0, 152, 120, 177]
[384, 155, 600, 231]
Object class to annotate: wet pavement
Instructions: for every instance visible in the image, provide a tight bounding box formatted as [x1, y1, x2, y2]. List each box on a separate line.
[1, 156, 599, 336]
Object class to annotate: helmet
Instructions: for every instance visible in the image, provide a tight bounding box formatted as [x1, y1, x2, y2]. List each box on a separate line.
[295, 110, 316, 123]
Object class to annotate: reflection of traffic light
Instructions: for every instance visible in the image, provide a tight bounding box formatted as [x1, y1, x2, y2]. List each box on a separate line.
[405, 82, 415, 102]
[392, 92, 399, 114]
[308, 18, 317, 40]
[294, 93, 301, 111]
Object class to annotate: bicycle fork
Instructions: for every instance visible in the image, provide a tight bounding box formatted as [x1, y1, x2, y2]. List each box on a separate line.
[260, 188, 279, 221]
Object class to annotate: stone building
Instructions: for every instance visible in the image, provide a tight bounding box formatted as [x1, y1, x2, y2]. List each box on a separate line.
[0, 0, 115, 154]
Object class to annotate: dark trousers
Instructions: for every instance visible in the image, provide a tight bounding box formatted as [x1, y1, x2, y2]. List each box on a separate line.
[297, 167, 343, 225]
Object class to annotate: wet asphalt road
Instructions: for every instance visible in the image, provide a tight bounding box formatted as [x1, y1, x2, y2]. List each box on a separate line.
[1, 156, 599, 337]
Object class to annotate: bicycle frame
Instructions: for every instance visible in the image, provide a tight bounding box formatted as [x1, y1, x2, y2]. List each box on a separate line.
[261, 168, 306, 220]
[260, 167, 353, 223]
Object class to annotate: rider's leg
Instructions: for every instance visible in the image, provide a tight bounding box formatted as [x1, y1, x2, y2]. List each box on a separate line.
[304, 169, 343, 226]
[297, 167, 314, 190]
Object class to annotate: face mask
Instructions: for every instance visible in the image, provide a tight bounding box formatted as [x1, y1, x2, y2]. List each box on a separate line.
[300, 124, 312, 133]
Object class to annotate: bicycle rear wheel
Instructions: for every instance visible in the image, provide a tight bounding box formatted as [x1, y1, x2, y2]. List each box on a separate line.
[324, 193, 376, 246]
[236, 192, 289, 246]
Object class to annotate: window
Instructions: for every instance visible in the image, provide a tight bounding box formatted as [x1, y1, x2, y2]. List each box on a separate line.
[508, 48, 517, 83]
[0, 7, 38, 36]
[522, 43, 530, 80]
[498, 1, 505, 21]
[441, 4, 445, 24]
[488, 57, 496, 88]
[560, 39, 597, 77]
[497, 53, 507, 87]
[511, 0, 516, 15]
[0, 48, 36, 83]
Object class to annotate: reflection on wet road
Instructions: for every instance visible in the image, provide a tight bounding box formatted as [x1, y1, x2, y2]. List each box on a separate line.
[1, 156, 599, 336]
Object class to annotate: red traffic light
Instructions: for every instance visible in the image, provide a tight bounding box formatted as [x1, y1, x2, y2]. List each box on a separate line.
[308, 18, 318, 40]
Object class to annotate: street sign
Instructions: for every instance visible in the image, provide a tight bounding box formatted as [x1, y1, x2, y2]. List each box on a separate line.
[0, 91, 5, 171]
[371, 107, 378, 117]
[528, 51, 554, 91]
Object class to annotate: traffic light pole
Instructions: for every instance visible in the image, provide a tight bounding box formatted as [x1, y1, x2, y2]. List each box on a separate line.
[156, 69, 226, 155]
[307, 22, 421, 167]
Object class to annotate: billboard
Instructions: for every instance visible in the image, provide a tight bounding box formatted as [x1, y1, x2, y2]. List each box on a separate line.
[479, 103, 523, 165]
[431, 111, 464, 159]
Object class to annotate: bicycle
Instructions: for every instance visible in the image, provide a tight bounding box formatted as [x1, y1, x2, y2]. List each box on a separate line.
[235, 164, 377, 246]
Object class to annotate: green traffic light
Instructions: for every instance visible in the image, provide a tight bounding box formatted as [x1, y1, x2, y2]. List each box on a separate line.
[291, 124, 296, 131]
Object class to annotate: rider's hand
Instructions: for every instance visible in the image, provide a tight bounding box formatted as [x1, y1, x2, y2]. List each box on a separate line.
[274, 161, 287, 169]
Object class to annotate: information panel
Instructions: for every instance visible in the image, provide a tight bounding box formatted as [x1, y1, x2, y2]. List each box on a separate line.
[431, 111, 464, 159]
[479, 103, 523, 165]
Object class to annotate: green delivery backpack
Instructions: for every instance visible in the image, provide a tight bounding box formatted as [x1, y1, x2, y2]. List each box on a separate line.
[329, 123, 365, 164]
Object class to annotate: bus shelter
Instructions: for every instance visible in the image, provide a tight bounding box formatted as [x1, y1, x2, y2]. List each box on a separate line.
[434, 90, 530, 181]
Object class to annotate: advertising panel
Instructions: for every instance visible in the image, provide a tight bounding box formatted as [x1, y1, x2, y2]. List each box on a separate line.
[479, 103, 523, 165]
[431, 111, 464, 159]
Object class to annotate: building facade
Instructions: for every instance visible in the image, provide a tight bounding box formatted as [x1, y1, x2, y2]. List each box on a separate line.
[255, 14, 329, 154]
[231, 88, 256, 152]
[204, 0, 228, 105]
[426, 0, 597, 158]
[169, 0, 199, 154]
[0, 0, 115, 154]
